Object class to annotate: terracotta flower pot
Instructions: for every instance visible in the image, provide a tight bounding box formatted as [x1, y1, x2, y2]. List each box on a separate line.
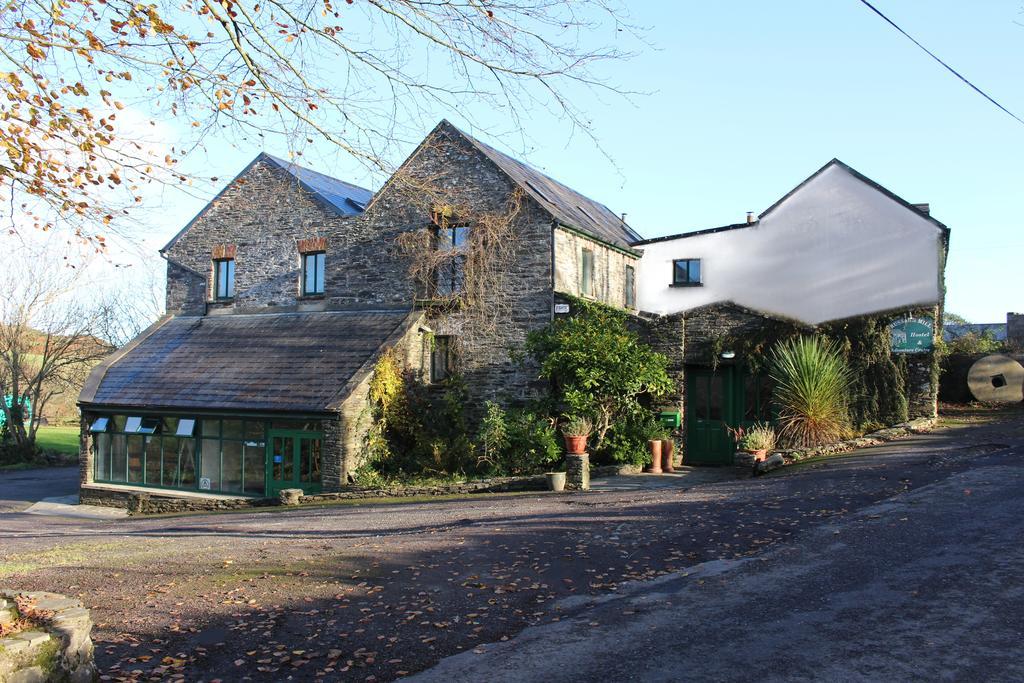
[563, 434, 587, 455]
[647, 439, 663, 474]
[662, 439, 676, 473]
[744, 448, 768, 462]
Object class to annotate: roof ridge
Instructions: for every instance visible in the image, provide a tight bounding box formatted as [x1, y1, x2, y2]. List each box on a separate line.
[260, 152, 373, 195]
[439, 121, 644, 249]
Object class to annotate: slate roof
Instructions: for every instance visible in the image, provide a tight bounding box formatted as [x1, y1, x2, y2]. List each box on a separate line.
[81, 310, 413, 413]
[261, 153, 374, 215]
[162, 152, 373, 253]
[446, 122, 643, 251]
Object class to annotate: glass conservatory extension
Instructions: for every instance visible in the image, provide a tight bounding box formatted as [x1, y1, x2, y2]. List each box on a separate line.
[90, 415, 323, 497]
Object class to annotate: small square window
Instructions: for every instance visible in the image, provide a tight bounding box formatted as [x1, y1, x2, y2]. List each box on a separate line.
[302, 252, 326, 296]
[672, 259, 702, 286]
[89, 417, 110, 433]
[138, 417, 161, 435]
[124, 416, 143, 433]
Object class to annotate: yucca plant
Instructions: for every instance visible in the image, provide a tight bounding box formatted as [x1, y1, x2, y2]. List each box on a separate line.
[768, 336, 853, 448]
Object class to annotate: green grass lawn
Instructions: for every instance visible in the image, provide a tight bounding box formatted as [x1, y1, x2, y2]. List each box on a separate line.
[35, 425, 79, 454]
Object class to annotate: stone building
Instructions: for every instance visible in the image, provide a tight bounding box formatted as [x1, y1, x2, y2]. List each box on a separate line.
[631, 159, 948, 463]
[78, 125, 948, 499]
[78, 121, 640, 499]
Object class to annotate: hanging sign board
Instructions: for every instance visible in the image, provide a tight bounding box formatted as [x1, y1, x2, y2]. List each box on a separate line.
[890, 316, 934, 354]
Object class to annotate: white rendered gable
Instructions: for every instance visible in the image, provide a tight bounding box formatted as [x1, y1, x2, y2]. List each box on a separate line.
[635, 163, 944, 325]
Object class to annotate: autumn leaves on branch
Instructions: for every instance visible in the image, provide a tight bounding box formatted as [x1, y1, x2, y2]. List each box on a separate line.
[0, 0, 634, 243]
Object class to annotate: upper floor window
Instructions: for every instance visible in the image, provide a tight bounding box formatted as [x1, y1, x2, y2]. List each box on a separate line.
[214, 258, 235, 299]
[434, 223, 470, 296]
[672, 258, 701, 287]
[580, 248, 595, 297]
[302, 251, 326, 296]
[624, 265, 636, 308]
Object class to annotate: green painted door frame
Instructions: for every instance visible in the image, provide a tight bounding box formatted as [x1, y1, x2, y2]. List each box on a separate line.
[266, 429, 324, 496]
[685, 366, 774, 465]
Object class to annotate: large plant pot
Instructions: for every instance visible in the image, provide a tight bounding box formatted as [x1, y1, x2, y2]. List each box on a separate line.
[742, 448, 768, 462]
[662, 439, 676, 473]
[546, 472, 567, 492]
[647, 439, 663, 474]
[563, 434, 587, 455]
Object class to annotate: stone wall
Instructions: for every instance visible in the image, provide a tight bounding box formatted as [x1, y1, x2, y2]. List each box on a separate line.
[164, 158, 359, 314]
[380, 124, 556, 404]
[0, 590, 96, 683]
[906, 352, 939, 419]
[553, 227, 639, 310]
[78, 413, 94, 488]
[80, 474, 549, 514]
[642, 313, 686, 418]
[164, 122, 557, 407]
[681, 302, 804, 365]
[331, 313, 429, 486]
[1008, 313, 1024, 349]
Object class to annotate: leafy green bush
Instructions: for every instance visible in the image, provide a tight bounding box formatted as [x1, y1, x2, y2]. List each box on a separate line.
[363, 349, 476, 478]
[600, 411, 662, 468]
[769, 336, 853, 447]
[525, 298, 672, 461]
[476, 401, 559, 476]
[942, 331, 1004, 356]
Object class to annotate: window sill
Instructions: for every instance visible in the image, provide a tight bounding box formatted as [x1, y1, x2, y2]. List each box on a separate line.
[298, 293, 326, 301]
[669, 283, 703, 288]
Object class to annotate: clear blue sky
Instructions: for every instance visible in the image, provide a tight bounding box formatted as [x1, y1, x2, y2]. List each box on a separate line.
[148, 0, 1023, 322]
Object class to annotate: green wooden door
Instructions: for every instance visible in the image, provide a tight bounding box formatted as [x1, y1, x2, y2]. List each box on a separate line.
[266, 430, 323, 496]
[685, 367, 774, 465]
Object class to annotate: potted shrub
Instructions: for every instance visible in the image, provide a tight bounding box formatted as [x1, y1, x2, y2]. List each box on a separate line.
[561, 415, 592, 455]
[737, 423, 777, 462]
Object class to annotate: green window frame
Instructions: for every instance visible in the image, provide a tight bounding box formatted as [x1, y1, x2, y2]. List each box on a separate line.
[91, 415, 270, 496]
[302, 251, 326, 296]
[214, 258, 235, 299]
[580, 247, 594, 297]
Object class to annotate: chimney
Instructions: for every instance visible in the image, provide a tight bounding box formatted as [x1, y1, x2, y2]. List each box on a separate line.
[620, 212, 628, 223]
[746, 211, 755, 225]
[913, 203, 930, 215]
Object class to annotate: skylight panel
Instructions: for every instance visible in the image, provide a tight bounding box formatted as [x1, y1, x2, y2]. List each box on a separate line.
[525, 180, 553, 204]
[176, 419, 196, 437]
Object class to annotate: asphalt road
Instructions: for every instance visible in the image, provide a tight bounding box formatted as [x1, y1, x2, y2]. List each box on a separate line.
[416, 433, 1024, 681]
[1, 406, 1022, 681]
[0, 465, 78, 512]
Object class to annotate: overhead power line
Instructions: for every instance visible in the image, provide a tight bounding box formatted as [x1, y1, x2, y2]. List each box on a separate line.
[857, 0, 1024, 127]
